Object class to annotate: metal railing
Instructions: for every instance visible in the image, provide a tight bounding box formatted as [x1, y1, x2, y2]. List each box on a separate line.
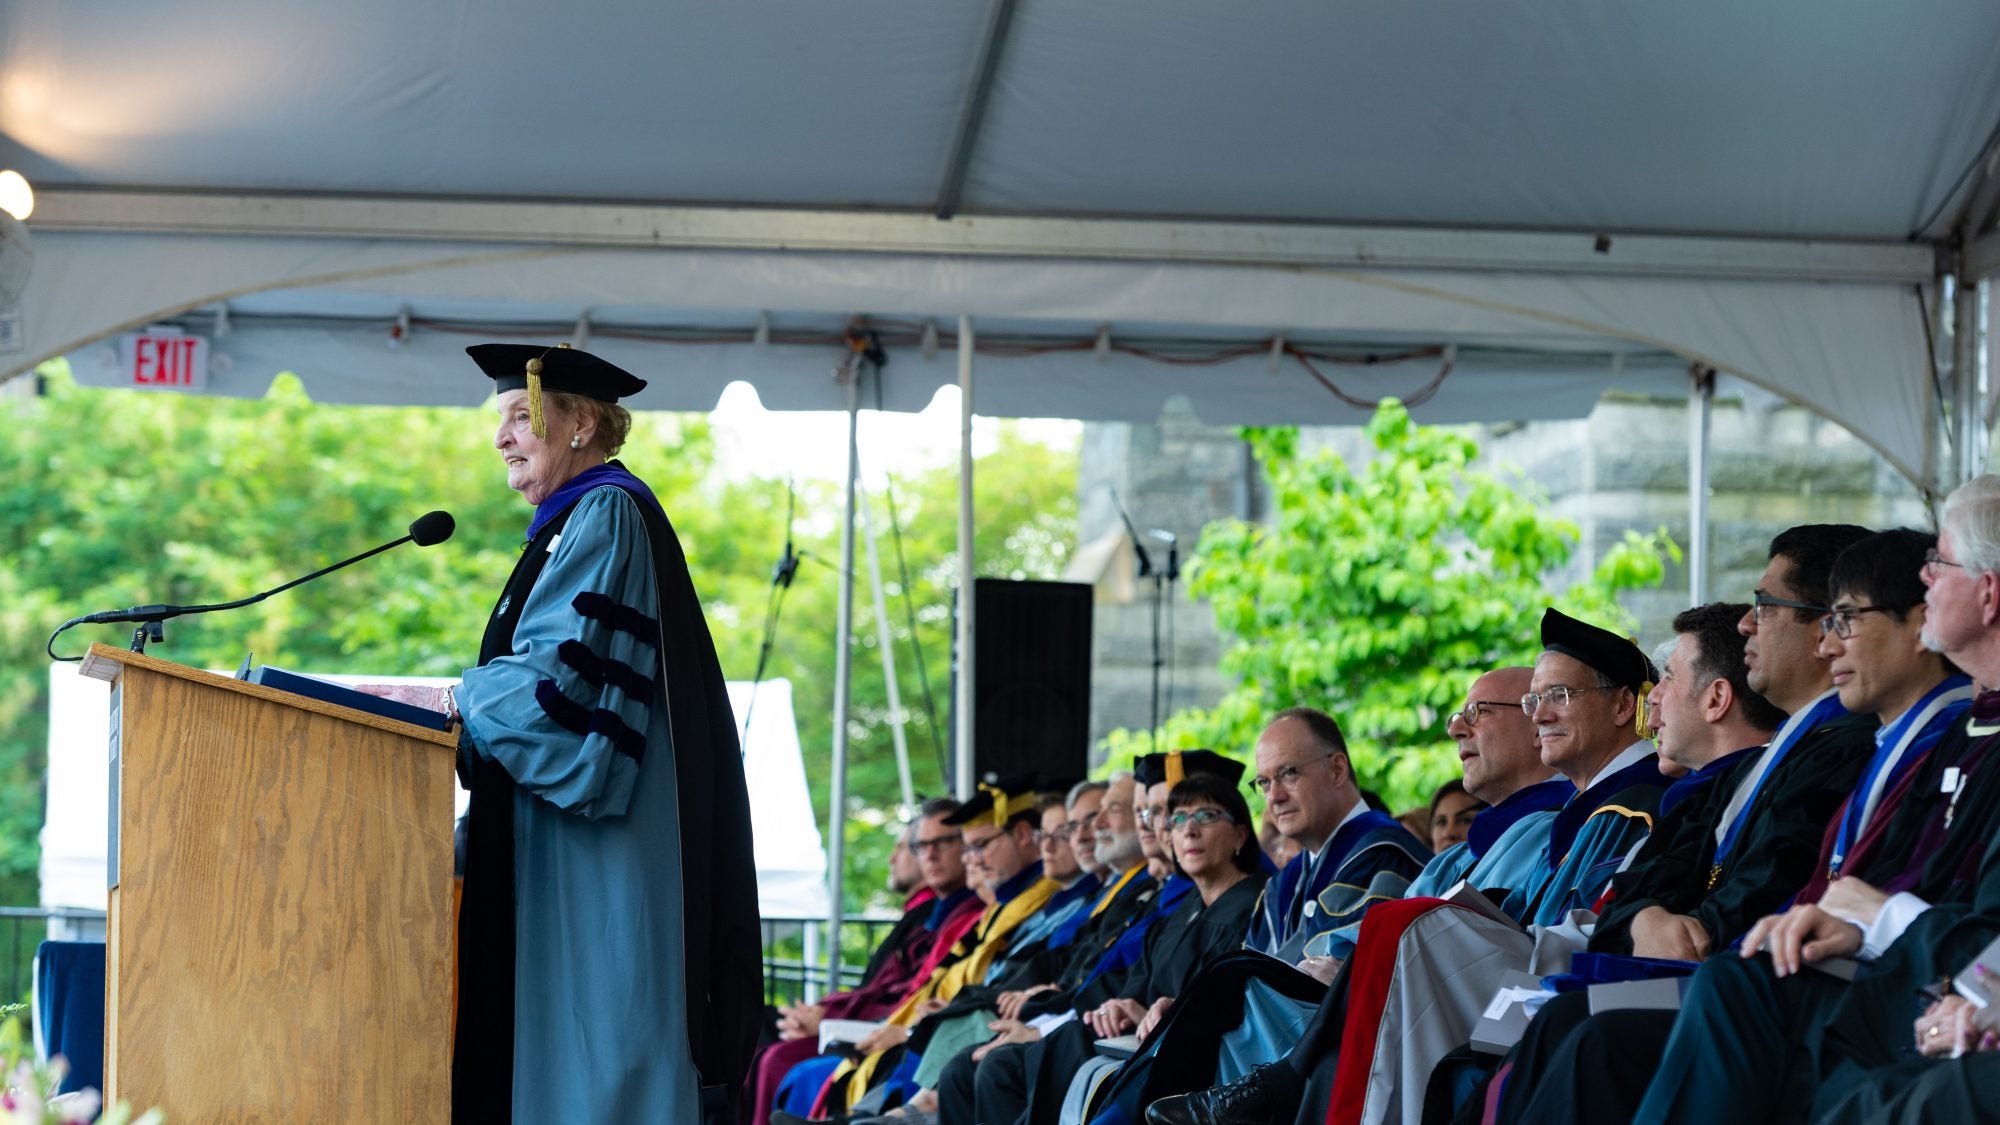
[759, 915, 900, 1008]
[0, 907, 106, 1005]
[0, 907, 911, 1014]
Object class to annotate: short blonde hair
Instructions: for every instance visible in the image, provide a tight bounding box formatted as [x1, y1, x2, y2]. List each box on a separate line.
[546, 391, 634, 459]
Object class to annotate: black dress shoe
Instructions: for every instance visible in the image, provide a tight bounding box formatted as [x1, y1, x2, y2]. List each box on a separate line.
[1145, 1063, 1300, 1125]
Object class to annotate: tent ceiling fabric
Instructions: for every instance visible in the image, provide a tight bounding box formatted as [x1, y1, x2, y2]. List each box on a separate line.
[1, 0, 1995, 489]
[5, 1, 1998, 237]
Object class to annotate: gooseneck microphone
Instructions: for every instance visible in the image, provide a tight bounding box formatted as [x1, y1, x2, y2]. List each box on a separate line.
[47, 511, 455, 660]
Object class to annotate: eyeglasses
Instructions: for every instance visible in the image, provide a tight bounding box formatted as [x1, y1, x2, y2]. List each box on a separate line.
[1063, 812, 1099, 839]
[1248, 753, 1336, 796]
[1819, 605, 1900, 640]
[1138, 807, 1170, 828]
[1452, 700, 1519, 728]
[912, 835, 962, 856]
[962, 832, 1009, 858]
[1752, 591, 1830, 622]
[1520, 684, 1620, 715]
[1168, 808, 1237, 831]
[1925, 548, 1966, 574]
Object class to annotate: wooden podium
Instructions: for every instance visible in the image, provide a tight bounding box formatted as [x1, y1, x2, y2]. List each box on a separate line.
[79, 643, 458, 1123]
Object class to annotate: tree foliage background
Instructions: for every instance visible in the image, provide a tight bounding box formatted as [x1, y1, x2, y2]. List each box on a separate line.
[1104, 401, 1675, 813]
[0, 368, 1076, 912]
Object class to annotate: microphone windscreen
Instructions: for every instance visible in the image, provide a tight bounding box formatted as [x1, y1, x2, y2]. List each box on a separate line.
[410, 510, 456, 547]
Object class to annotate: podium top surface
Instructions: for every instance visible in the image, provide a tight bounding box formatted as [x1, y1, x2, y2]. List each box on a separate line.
[78, 643, 459, 747]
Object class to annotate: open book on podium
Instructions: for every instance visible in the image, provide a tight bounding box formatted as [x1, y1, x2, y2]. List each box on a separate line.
[78, 642, 458, 1124]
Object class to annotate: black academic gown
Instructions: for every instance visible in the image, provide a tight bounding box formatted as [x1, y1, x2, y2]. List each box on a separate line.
[1506, 708, 2000, 1125]
[1593, 715, 1875, 953]
[951, 873, 1266, 1125]
[1015, 869, 1164, 1019]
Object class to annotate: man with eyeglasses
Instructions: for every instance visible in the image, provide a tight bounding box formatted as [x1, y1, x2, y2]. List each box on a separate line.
[929, 752, 1255, 1125]
[1142, 667, 1572, 1125]
[803, 778, 1059, 1119]
[754, 799, 981, 1125]
[1607, 497, 2000, 1124]
[1496, 529, 1974, 1123]
[1239, 707, 1434, 965]
[1066, 780, 1111, 882]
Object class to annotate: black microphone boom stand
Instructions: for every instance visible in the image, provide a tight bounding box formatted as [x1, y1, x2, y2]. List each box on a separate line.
[1149, 529, 1180, 750]
[47, 511, 455, 661]
[1106, 487, 1163, 753]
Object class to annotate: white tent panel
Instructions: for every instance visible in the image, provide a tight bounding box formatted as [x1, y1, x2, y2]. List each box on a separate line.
[0, 2, 984, 206]
[14, 229, 1931, 479]
[5, 2, 1999, 240]
[966, 0, 2000, 237]
[729, 679, 830, 920]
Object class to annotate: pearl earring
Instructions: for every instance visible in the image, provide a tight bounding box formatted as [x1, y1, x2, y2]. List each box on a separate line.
[569, 434, 583, 450]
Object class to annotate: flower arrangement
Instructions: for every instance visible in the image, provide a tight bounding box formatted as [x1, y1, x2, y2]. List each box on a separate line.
[0, 1012, 162, 1125]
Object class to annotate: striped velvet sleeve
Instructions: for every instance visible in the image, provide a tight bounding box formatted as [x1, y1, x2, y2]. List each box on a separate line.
[457, 487, 663, 818]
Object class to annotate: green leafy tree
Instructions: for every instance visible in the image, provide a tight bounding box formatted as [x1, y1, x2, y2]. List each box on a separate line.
[0, 368, 1075, 922]
[1105, 400, 1674, 812]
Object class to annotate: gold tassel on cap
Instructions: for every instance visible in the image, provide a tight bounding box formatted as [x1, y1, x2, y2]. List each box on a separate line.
[1165, 751, 1185, 788]
[522, 342, 572, 443]
[524, 356, 548, 441]
[977, 782, 1008, 828]
[1636, 679, 1655, 737]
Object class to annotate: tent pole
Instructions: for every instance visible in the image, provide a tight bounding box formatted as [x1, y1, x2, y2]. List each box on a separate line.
[824, 356, 862, 993]
[955, 316, 977, 800]
[859, 478, 917, 809]
[1956, 277, 1985, 483]
[1688, 365, 1713, 604]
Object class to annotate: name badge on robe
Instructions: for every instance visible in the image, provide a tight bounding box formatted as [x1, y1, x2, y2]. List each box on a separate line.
[1303, 901, 1317, 918]
[546, 532, 563, 553]
[1944, 766, 1963, 793]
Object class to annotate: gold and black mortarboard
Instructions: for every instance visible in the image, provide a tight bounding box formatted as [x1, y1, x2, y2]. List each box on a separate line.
[1540, 607, 1658, 735]
[1134, 749, 1247, 789]
[944, 773, 1039, 828]
[467, 342, 647, 441]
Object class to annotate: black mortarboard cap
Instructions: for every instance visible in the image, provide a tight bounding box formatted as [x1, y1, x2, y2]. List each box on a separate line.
[943, 773, 1039, 828]
[1133, 749, 1247, 789]
[1539, 608, 1656, 694]
[468, 343, 648, 402]
[468, 341, 647, 443]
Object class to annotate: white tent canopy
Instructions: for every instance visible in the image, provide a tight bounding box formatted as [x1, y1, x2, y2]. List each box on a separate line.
[1, 0, 1997, 490]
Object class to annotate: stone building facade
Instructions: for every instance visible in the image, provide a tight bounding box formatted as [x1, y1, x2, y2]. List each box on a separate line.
[1075, 394, 1932, 751]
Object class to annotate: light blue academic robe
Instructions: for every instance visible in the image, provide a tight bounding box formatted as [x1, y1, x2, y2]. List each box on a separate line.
[1502, 749, 1671, 926]
[1309, 775, 1573, 959]
[458, 487, 699, 1122]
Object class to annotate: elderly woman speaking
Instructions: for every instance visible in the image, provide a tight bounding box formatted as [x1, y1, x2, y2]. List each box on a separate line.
[445, 343, 759, 1124]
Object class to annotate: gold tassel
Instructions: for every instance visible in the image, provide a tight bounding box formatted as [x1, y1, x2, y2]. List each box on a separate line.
[977, 781, 1008, 828]
[1636, 680, 1655, 737]
[524, 356, 548, 442]
[1165, 750, 1185, 788]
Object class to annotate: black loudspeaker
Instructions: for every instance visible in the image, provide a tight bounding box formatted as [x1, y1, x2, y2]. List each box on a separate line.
[956, 578, 1093, 792]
